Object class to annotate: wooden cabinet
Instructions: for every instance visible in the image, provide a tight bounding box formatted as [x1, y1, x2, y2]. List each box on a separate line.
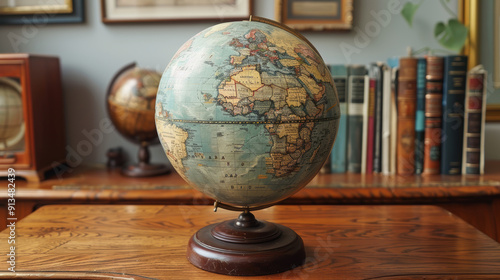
[1, 162, 500, 242]
[0, 54, 65, 182]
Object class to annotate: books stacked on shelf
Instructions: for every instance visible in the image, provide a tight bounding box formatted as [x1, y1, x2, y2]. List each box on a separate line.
[326, 55, 487, 176]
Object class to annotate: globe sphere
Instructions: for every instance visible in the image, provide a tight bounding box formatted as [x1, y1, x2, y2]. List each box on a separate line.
[156, 19, 340, 207]
[107, 67, 160, 144]
[0, 78, 24, 147]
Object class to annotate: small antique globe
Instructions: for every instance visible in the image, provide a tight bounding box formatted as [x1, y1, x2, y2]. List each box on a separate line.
[0, 77, 24, 150]
[155, 17, 340, 275]
[108, 65, 159, 142]
[107, 63, 169, 177]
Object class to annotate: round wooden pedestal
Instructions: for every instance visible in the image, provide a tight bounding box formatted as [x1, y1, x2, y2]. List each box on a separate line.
[186, 212, 305, 276]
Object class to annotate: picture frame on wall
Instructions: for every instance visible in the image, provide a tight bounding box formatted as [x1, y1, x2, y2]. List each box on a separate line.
[461, 0, 500, 121]
[275, 0, 353, 31]
[101, 0, 253, 23]
[0, 0, 84, 24]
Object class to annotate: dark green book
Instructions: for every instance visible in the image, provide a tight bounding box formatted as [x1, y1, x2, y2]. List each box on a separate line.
[441, 55, 468, 175]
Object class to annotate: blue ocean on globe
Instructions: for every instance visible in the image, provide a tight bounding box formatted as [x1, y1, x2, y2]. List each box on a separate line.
[155, 19, 340, 207]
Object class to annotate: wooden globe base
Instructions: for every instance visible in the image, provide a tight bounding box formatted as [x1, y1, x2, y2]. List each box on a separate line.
[121, 143, 170, 177]
[187, 212, 305, 276]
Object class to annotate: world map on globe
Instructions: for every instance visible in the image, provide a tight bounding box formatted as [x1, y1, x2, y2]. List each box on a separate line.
[155, 19, 340, 207]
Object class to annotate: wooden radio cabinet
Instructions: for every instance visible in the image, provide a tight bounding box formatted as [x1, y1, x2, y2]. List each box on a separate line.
[0, 54, 65, 182]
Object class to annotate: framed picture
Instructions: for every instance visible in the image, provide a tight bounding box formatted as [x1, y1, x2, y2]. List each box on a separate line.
[101, 0, 252, 23]
[275, 0, 353, 31]
[0, 0, 84, 24]
[461, 0, 500, 121]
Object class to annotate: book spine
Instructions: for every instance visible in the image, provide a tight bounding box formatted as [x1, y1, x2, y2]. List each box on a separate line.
[381, 65, 392, 175]
[462, 70, 486, 174]
[366, 78, 376, 174]
[389, 67, 399, 174]
[397, 57, 418, 175]
[441, 55, 468, 175]
[347, 66, 367, 173]
[361, 76, 370, 174]
[414, 58, 426, 174]
[423, 56, 444, 175]
[373, 64, 384, 173]
[330, 65, 348, 173]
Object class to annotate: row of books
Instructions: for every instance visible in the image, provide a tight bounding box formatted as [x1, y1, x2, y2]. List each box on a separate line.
[327, 55, 487, 175]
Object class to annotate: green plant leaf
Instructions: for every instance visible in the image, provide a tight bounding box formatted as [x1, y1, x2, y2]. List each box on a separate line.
[401, 2, 420, 27]
[433, 19, 468, 52]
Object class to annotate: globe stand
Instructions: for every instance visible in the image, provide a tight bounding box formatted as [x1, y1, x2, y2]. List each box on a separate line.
[122, 142, 170, 177]
[187, 202, 305, 276]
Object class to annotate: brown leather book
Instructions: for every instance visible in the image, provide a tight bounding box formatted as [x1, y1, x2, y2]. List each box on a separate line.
[397, 57, 418, 175]
[423, 56, 444, 175]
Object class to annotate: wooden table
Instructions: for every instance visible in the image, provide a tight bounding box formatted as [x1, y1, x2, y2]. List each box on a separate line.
[1, 205, 500, 279]
[3, 163, 500, 241]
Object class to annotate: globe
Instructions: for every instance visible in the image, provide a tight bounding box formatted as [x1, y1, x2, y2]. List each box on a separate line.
[0, 77, 24, 150]
[155, 18, 340, 208]
[107, 63, 169, 177]
[107, 65, 160, 143]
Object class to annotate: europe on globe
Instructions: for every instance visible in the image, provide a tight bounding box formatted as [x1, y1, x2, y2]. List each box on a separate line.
[155, 18, 340, 208]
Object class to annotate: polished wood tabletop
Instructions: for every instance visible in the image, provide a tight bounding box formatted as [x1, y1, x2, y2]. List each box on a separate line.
[1, 205, 500, 279]
[4, 163, 500, 242]
[7, 163, 500, 208]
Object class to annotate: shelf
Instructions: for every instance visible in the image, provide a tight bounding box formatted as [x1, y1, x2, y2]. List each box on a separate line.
[1, 161, 500, 242]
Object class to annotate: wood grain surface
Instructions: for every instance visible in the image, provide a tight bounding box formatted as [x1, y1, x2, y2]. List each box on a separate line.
[2, 163, 500, 241]
[1, 205, 500, 279]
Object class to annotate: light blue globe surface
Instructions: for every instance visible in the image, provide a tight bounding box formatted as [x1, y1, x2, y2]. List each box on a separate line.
[155, 20, 340, 207]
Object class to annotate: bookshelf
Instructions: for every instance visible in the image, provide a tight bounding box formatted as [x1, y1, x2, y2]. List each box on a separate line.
[2, 162, 500, 242]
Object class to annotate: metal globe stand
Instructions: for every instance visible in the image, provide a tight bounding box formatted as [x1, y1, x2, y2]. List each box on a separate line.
[186, 202, 305, 276]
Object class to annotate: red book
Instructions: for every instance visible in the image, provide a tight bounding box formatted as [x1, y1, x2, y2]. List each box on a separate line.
[366, 79, 376, 174]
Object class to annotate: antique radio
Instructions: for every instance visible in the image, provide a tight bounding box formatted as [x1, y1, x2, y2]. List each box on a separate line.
[0, 54, 65, 182]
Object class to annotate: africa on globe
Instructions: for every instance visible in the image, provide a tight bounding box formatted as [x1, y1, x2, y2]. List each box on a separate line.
[155, 18, 340, 208]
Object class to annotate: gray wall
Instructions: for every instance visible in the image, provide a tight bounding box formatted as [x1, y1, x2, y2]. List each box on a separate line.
[1, 0, 497, 167]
